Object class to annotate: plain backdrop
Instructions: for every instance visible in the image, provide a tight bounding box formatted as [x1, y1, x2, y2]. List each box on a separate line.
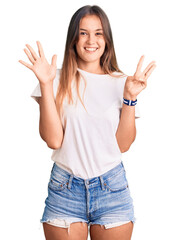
[1, 0, 175, 239]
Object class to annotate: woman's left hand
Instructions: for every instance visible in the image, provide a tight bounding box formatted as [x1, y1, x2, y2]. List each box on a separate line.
[123, 55, 156, 100]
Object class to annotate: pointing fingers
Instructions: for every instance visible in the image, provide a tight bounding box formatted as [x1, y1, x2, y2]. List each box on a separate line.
[135, 55, 145, 74]
[142, 61, 156, 76]
[144, 63, 156, 80]
[135, 55, 156, 81]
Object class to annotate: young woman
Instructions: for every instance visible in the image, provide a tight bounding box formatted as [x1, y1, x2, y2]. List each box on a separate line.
[19, 5, 156, 240]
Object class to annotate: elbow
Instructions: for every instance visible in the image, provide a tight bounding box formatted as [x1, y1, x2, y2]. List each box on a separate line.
[118, 137, 136, 153]
[120, 146, 130, 153]
[47, 136, 63, 149]
[47, 134, 64, 149]
[40, 134, 62, 150]
[39, 130, 63, 150]
[116, 128, 137, 153]
[47, 141, 62, 150]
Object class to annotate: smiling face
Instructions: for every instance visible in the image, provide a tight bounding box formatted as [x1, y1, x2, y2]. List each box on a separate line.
[75, 14, 106, 70]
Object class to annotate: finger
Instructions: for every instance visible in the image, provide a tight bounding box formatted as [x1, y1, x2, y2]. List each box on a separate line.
[133, 72, 145, 82]
[24, 48, 35, 64]
[37, 41, 45, 58]
[145, 64, 156, 80]
[51, 54, 57, 67]
[25, 44, 39, 60]
[143, 61, 156, 76]
[135, 55, 145, 74]
[18, 60, 33, 70]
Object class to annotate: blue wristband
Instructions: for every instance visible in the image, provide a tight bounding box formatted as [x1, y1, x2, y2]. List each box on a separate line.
[123, 97, 137, 106]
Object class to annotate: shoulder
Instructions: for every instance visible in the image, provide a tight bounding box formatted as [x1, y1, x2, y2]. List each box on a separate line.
[111, 71, 128, 78]
[109, 71, 128, 85]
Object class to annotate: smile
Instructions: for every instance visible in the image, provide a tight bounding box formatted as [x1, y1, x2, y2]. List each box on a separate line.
[84, 47, 98, 52]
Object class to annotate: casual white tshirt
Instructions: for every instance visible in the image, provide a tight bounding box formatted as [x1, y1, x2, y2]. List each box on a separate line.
[31, 68, 140, 179]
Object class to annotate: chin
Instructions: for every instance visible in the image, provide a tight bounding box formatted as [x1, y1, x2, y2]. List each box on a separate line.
[81, 54, 103, 63]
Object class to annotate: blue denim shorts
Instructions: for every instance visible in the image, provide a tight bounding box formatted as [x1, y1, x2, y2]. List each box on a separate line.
[40, 161, 136, 234]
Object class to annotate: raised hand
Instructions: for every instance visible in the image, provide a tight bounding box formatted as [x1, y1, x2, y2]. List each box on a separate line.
[19, 41, 57, 85]
[124, 55, 156, 100]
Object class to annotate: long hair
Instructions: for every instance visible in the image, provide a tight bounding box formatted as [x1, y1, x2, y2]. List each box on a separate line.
[55, 5, 126, 117]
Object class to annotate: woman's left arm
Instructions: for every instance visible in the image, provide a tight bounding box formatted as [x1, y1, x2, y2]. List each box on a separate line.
[116, 55, 156, 153]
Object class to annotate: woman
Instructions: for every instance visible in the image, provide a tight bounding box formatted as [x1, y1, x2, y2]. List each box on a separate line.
[19, 5, 156, 240]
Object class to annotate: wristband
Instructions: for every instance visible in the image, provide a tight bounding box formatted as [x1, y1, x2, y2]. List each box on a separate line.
[123, 97, 137, 106]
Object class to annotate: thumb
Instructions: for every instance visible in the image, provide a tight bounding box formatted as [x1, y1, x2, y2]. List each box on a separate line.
[51, 54, 57, 67]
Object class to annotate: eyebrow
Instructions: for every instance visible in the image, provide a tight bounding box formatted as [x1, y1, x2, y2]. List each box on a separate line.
[80, 28, 103, 31]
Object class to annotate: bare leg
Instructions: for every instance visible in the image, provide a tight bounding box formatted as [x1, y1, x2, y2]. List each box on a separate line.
[43, 221, 88, 240]
[90, 221, 134, 240]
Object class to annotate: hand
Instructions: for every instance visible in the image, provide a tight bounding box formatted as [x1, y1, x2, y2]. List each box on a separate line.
[19, 41, 57, 85]
[124, 55, 156, 100]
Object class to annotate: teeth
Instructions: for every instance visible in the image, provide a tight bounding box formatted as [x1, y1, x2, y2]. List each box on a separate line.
[85, 48, 97, 51]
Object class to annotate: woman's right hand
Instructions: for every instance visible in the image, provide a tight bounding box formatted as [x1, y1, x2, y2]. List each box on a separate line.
[19, 41, 57, 85]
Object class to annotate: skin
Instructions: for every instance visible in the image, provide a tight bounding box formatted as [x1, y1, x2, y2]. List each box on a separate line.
[76, 15, 106, 74]
[19, 42, 63, 149]
[19, 14, 156, 240]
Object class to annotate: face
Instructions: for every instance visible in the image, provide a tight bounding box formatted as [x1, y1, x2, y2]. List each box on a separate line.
[75, 15, 106, 67]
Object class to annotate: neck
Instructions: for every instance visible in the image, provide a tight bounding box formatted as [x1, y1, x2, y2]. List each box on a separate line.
[77, 61, 105, 74]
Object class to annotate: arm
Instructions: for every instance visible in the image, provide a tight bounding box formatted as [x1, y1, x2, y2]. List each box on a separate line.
[19, 41, 63, 149]
[38, 82, 63, 149]
[116, 55, 156, 153]
[116, 100, 136, 153]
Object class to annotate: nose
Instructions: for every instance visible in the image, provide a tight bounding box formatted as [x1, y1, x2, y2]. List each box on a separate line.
[86, 33, 96, 44]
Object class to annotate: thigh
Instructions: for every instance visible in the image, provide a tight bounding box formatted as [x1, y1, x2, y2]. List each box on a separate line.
[43, 222, 88, 240]
[90, 221, 134, 240]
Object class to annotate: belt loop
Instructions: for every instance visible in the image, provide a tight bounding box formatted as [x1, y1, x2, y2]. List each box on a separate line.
[51, 162, 55, 173]
[99, 176, 105, 190]
[121, 161, 126, 172]
[68, 174, 73, 189]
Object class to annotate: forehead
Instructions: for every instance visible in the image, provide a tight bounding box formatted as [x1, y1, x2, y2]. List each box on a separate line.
[79, 15, 103, 31]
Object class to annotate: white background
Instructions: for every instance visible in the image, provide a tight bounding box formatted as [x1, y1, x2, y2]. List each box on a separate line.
[1, 0, 175, 239]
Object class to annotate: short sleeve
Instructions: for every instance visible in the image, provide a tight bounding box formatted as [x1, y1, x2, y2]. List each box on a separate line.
[119, 102, 141, 119]
[135, 102, 141, 119]
[30, 69, 61, 103]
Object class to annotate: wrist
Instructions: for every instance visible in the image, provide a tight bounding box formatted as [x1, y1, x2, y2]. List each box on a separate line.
[123, 92, 137, 101]
[40, 80, 53, 88]
[40, 81, 54, 96]
[123, 97, 137, 106]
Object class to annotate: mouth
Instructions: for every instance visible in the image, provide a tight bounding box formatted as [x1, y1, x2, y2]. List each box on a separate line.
[84, 47, 98, 52]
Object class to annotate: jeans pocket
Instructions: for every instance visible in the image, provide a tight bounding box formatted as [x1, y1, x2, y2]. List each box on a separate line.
[48, 172, 68, 192]
[104, 168, 128, 192]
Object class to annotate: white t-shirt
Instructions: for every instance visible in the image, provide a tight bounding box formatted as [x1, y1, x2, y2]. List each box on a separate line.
[31, 68, 140, 179]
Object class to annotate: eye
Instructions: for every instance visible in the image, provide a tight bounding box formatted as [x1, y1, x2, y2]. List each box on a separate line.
[96, 32, 103, 35]
[80, 32, 87, 35]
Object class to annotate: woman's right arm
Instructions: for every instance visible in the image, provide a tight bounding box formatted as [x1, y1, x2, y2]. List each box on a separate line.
[38, 81, 63, 149]
[19, 41, 63, 149]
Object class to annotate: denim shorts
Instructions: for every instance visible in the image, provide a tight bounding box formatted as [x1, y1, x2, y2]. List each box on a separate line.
[40, 161, 136, 234]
